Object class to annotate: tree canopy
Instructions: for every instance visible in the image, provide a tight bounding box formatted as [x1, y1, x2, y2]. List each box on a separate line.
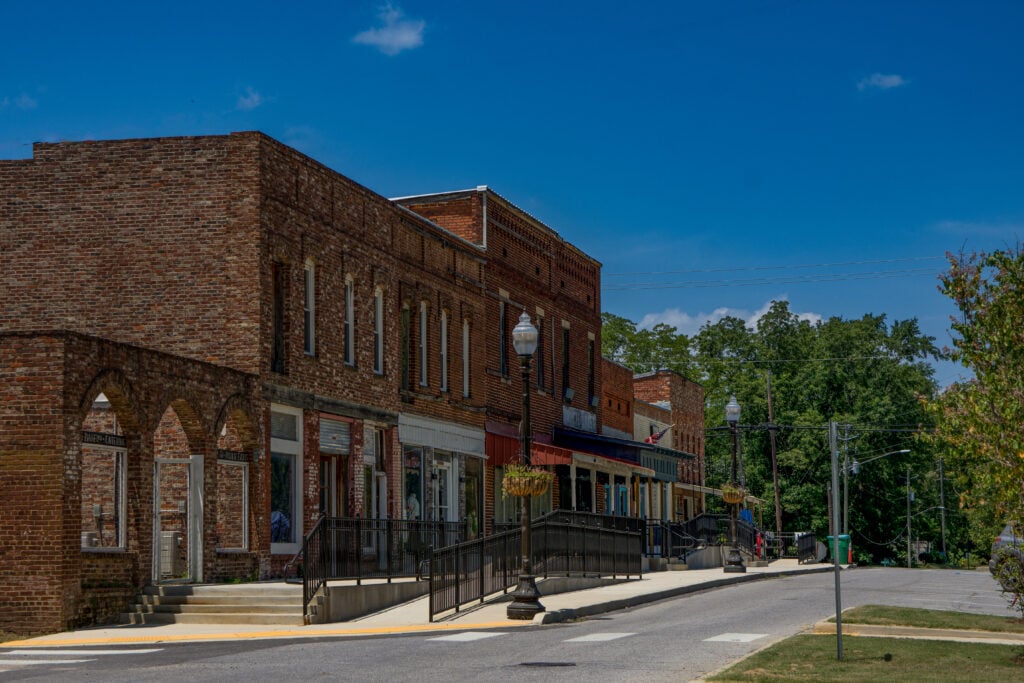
[930, 248, 1024, 544]
[602, 301, 945, 563]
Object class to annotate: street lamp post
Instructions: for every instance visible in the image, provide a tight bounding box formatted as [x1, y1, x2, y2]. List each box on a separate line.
[723, 396, 746, 573]
[507, 311, 544, 620]
[843, 448, 911, 547]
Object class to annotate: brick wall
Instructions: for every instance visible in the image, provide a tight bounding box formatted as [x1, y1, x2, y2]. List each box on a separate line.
[600, 358, 635, 436]
[0, 134, 262, 373]
[0, 331, 259, 634]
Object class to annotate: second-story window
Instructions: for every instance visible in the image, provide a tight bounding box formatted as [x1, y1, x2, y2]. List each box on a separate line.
[462, 318, 471, 398]
[400, 305, 411, 391]
[561, 326, 571, 400]
[499, 301, 508, 377]
[587, 337, 595, 406]
[271, 261, 286, 373]
[536, 316, 545, 389]
[373, 287, 384, 375]
[440, 310, 448, 392]
[303, 260, 315, 356]
[344, 276, 355, 365]
[419, 301, 429, 387]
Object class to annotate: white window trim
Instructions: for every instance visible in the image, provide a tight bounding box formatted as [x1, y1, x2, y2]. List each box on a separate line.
[344, 275, 355, 366]
[440, 310, 448, 393]
[373, 287, 384, 375]
[303, 260, 315, 356]
[462, 318, 471, 398]
[81, 445, 127, 551]
[419, 301, 429, 387]
[270, 404, 303, 555]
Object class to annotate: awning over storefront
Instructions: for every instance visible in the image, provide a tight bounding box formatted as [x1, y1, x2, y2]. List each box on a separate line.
[398, 413, 486, 456]
[532, 443, 573, 466]
[572, 452, 656, 478]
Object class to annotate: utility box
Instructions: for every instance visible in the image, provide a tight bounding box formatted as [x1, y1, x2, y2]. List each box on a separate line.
[160, 531, 185, 578]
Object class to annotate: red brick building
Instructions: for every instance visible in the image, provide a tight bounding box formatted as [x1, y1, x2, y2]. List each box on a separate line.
[633, 369, 707, 518]
[0, 133, 491, 633]
[395, 189, 606, 526]
[0, 133, 705, 635]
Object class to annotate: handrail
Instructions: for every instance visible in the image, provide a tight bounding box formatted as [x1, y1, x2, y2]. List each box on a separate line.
[428, 512, 642, 621]
[301, 515, 328, 622]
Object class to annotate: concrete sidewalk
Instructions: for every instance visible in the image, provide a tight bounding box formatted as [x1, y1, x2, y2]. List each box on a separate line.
[1, 560, 831, 648]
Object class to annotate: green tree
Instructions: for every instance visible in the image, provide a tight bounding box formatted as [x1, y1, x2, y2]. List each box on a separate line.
[604, 301, 942, 562]
[931, 248, 1024, 545]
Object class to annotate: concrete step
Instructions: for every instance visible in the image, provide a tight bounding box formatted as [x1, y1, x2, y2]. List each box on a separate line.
[131, 603, 301, 615]
[122, 582, 305, 626]
[121, 612, 303, 626]
[137, 595, 299, 607]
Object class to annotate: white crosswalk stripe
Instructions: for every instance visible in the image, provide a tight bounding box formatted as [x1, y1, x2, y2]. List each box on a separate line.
[704, 633, 767, 643]
[0, 647, 162, 671]
[428, 631, 507, 642]
[563, 632, 636, 642]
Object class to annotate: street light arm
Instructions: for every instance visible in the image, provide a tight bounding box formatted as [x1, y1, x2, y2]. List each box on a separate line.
[853, 448, 911, 469]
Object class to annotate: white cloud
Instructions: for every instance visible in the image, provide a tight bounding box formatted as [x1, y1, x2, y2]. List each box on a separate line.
[353, 3, 425, 56]
[1, 93, 38, 110]
[15, 93, 37, 109]
[236, 87, 263, 111]
[638, 298, 822, 336]
[857, 73, 908, 91]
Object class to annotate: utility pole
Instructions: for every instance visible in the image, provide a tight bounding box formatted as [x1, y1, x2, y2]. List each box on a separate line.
[829, 420, 843, 660]
[842, 424, 850, 536]
[938, 458, 947, 557]
[906, 467, 912, 569]
[765, 371, 783, 560]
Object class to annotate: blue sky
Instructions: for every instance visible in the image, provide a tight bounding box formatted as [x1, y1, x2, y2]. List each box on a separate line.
[3, 1, 1021, 386]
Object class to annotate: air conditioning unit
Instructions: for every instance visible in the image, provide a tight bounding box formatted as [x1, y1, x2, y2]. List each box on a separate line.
[81, 531, 99, 548]
[160, 531, 185, 578]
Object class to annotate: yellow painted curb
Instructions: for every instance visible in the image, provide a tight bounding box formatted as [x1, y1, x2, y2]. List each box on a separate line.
[1, 620, 530, 648]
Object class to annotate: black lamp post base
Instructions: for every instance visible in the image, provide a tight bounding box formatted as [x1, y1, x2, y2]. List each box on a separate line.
[506, 574, 545, 620]
[724, 547, 747, 573]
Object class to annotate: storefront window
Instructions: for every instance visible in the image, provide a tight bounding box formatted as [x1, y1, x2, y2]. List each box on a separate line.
[404, 446, 423, 520]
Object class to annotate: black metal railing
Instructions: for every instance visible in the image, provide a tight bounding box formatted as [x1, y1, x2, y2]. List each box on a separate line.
[428, 511, 642, 621]
[302, 516, 469, 621]
[643, 520, 705, 558]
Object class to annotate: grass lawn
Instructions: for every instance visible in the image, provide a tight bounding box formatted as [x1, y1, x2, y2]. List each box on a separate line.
[834, 604, 1024, 633]
[708, 634, 1024, 682]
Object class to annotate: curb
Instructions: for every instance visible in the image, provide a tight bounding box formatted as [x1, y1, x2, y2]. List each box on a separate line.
[536, 565, 835, 624]
[810, 620, 1024, 645]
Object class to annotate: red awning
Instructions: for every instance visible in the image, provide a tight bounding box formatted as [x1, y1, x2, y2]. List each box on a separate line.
[486, 433, 573, 466]
[531, 443, 573, 466]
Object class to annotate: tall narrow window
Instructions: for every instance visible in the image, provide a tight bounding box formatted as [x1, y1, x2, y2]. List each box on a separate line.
[271, 261, 286, 373]
[270, 405, 303, 552]
[561, 326, 571, 400]
[400, 305, 411, 391]
[587, 338, 595, 406]
[536, 316, 545, 389]
[499, 301, 508, 377]
[373, 287, 384, 374]
[440, 310, 448, 392]
[303, 260, 315, 356]
[344, 276, 355, 365]
[462, 318, 471, 398]
[419, 301, 429, 387]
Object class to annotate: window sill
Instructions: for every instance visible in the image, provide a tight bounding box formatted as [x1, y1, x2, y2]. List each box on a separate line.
[81, 547, 128, 554]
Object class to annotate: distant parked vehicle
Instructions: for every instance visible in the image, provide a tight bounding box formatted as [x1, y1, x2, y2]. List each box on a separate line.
[989, 523, 1023, 591]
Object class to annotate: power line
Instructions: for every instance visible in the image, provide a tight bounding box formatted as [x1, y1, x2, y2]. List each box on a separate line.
[603, 267, 938, 291]
[605, 255, 945, 278]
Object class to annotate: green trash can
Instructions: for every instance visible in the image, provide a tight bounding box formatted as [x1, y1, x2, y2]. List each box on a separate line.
[826, 535, 852, 564]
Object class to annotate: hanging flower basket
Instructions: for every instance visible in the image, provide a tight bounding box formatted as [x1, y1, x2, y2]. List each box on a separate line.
[721, 483, 745, 505]
[503, 464, 553, 498]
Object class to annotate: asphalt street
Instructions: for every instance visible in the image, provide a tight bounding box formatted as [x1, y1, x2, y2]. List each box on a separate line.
[0, 568, 1007, 682]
